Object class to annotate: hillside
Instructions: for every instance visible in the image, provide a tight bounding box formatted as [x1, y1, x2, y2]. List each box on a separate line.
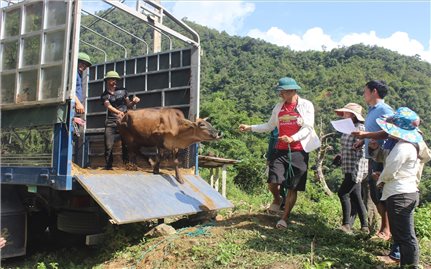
[191, 21, 431, 137]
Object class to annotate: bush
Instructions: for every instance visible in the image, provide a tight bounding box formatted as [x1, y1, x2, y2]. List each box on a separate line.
[415, 202, 431, 240]
[418, 166, 431, 203]
[233, 158, 267, 194]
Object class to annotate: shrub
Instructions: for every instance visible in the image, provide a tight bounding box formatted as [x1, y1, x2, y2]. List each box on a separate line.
[233, 158, 267, 194]
[415, 202, 431, 240]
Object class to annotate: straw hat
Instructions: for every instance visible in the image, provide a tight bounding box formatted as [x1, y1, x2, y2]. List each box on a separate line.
[334, 103, 365, 122]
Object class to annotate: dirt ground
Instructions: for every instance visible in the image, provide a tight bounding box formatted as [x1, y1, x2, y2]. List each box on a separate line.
[99, 211, 412, 269]
[101, 213, 303, 269]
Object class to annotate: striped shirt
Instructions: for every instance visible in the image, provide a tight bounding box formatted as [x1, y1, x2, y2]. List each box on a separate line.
[340, 123, 368, 183]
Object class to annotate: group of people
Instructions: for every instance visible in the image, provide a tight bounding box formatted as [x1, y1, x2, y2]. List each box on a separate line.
[74, 52, 140, 170]
[239, 77, 429, 268]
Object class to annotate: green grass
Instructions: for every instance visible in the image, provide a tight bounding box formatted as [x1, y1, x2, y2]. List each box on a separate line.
[3, 181, 430, 269]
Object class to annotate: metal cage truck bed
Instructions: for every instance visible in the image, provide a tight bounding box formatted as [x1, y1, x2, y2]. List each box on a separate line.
[0, 0, 232, 258]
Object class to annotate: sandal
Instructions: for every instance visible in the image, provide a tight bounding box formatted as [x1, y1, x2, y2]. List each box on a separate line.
[338, 225, 352, 234]
[268, 203, 282, 214]
[276, 219, 287, 229]
[371, 232, 391, 241]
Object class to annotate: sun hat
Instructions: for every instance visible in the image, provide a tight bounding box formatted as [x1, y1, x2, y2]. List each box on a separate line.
[376, 107, 423, 143]
[275, 77, 301, 91]
[104, 70, 121, 80]
[334, 103, 365, 122]
[78, 52, 92, 66]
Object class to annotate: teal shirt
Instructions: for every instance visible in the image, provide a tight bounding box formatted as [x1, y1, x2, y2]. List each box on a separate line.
[267, 128, 278, 161]
[364, 100, 394, 157]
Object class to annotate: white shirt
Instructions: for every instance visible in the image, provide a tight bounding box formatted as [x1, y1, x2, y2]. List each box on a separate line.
[250, 96, 321, 153]
[378, 141, 419, 201]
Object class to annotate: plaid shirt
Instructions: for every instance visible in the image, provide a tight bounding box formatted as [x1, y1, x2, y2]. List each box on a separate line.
[340, 123, 368, 183]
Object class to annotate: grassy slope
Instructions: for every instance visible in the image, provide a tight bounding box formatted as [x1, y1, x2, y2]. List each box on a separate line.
[8, 182, 430, 269]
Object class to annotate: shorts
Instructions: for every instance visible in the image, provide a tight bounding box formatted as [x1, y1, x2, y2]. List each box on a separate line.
[268, 150, 309, 191]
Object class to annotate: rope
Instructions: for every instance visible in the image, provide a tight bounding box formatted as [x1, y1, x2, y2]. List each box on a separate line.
[185, 226, 211, 237]
[185, 221, 215, 237]
[286, 144, 295, 179]
[132, 222, 215, 268]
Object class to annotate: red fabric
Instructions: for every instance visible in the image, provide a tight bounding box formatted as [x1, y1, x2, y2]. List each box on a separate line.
[277, 102, 303, 151]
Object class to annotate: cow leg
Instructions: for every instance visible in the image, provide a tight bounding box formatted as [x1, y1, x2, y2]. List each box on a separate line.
[173, 150, 184, 184]
[125, 147, 138, 171]
[121, 136, 138, 171]
[152, 148, 161, 174]
[174, 165, 185, 184]
[130, 147, 138, 165]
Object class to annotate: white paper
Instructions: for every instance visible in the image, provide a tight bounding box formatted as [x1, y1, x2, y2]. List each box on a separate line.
[330, 118, 356, 134]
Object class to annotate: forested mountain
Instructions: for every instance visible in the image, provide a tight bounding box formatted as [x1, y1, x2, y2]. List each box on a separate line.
[192, 21, 431, 136]
[82, 10, 430, 144]
[81, 11, 431, 198]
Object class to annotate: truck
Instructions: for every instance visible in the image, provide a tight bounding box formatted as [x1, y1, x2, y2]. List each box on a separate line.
[0, 0, 232, 258]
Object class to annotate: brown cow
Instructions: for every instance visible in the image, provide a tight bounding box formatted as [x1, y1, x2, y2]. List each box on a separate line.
[118, 108, 220, 183]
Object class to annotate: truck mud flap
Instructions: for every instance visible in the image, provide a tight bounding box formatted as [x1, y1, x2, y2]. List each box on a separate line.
[74, 173, 233, 224]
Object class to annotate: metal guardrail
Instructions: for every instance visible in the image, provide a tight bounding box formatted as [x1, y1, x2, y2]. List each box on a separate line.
[85, 48, 193, 133]
[0, 126, 54, 167]
[1, 154, 52, 167]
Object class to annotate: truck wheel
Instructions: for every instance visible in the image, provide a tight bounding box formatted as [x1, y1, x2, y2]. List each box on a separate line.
[48, 213, 85, 247]
[27, 210, 49, 242]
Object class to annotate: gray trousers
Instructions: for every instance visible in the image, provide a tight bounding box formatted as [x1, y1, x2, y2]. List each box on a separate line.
[104, 124, 128, 167]
[386, 192, 419, 268]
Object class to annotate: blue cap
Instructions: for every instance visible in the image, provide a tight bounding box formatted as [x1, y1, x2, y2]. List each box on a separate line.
[275, 77, 301, 91]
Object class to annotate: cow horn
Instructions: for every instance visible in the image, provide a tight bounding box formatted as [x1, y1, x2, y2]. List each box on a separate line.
[203, 117, 209, 121]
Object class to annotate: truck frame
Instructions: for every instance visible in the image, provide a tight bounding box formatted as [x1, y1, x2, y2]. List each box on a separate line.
[0, 0, 231, 258]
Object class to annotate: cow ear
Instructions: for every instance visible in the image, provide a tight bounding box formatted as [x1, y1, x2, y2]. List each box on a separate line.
[180, 119, 195, 128]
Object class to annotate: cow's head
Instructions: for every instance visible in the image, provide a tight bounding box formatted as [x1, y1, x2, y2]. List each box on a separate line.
[197, 118, 222, 141]
[181, 118, 222, 141]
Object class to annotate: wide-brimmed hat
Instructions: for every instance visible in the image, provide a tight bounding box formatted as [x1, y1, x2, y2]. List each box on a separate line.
[376, 107, 423, 143]
[334, 103, 365, 122]
[275, 77, 301, 91]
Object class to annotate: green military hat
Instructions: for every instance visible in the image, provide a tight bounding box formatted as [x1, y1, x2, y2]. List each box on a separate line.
[104, 70, 121, 80]
[78, 52, 92, 66]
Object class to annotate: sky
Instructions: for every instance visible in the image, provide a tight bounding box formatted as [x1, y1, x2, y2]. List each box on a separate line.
[80, 0, 431, 63]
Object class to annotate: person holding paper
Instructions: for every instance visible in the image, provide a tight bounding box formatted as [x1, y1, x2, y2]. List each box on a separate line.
[330, 118, 357, 134]
[333, 103, 369, 234]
